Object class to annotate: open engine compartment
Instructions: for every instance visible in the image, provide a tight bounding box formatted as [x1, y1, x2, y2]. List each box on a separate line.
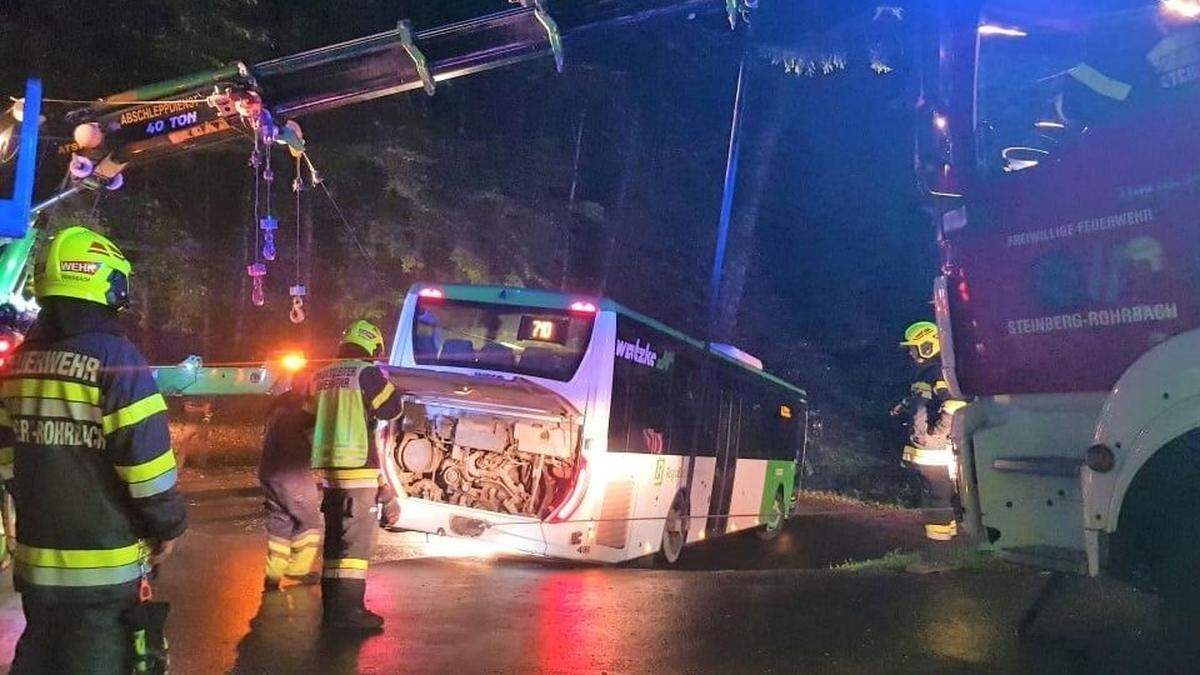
[388, 404, 579, 518]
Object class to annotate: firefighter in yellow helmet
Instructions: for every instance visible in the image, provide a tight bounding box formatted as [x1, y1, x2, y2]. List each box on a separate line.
[891, 321, 966, 541]
[0, 226, 185, 673]
[305, 319, 404, 631]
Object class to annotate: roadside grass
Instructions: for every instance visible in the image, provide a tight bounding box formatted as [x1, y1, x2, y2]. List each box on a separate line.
[832, 547, 997, 573]
[797, 489, 907, 512]
[831, 549, 921, 572]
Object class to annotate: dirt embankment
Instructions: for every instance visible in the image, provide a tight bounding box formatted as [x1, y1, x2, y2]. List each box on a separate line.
[169, 396, 268, 468]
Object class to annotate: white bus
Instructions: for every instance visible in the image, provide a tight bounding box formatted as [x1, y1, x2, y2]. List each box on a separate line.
[379, 283, 808, 563]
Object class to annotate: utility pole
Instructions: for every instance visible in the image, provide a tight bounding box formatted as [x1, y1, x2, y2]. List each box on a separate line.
[706, 54, 748, 345]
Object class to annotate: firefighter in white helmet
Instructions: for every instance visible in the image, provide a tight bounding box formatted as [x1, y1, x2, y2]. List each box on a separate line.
[892, 321, 966, 541]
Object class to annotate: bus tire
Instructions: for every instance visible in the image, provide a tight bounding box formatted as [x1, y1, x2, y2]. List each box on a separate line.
[655, 491, 689, 566]
[756, 487, 786, 541]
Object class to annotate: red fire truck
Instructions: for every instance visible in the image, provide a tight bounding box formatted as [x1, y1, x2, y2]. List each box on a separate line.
[918, 0, 1200, 591]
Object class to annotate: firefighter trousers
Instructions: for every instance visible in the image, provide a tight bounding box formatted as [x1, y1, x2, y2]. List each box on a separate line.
[262, 476, 323, 582]
[915, 463, 959, 540]
[11, 596, 135, 675]
[320, 487, 378, 618]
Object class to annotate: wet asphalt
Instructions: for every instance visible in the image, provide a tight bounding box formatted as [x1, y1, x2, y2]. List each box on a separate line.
[0, 469, 1189, 674]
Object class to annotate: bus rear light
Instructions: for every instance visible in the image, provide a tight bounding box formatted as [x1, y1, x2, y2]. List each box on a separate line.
[418, 287, 444, 299]
[0, 338, 11, 353]
[546, 455, 589, 523]
[568, 301, 597, 314]
[1086, 444, 1116, 473]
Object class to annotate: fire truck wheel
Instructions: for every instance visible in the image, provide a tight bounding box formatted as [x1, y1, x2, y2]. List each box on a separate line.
[1153, 520, 1200, 611]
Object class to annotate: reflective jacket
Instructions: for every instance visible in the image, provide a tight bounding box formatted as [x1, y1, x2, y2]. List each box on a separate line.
[900, 360, 967, 464]
[0, 300, 186, 604]
[259, 388, 314, 485]
[306, 359, 403, 489]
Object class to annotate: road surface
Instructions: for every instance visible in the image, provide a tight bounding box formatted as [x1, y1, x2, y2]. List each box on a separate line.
[0, 468, 1186, 674]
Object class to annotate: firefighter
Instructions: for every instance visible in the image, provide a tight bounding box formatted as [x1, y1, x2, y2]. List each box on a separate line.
[260, 369, 322, 591]
[892, 321, 966, 541]
[306, 319, 404, 631]
[0, 226, 186, 673]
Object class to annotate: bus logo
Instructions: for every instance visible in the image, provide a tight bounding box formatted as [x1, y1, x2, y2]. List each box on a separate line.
[616, 338, 658, 367]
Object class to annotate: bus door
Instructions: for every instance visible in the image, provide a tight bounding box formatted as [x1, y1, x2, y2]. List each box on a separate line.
[706, 386, 741, 537]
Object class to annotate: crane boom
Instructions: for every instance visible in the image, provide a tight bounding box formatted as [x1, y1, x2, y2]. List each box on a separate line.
[0, 0, 744, 394]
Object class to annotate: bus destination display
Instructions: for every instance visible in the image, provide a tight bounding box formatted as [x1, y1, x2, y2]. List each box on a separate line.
[517, 316, 569, 345]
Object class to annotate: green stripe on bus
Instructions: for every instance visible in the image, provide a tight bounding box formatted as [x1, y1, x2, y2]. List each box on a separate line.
[760, 459, 797, 525]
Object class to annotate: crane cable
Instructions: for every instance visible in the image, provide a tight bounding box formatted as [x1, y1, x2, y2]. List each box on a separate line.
[299, 151, 387, 285]
[289, 152, 307, 324]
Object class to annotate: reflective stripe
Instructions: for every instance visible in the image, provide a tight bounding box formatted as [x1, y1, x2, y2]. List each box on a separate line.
[320, 468, 379, 489]
[128, 468, 178, 498]
[322, 567, 367, 579]
[15, 562, 143, 587]
[7, 397, 102, 423]
[942, 400, 968, 414]
[102, 393, 167, 435]
[325, 468, 379, 480]
[114, 450, 176, 484]
[370, 382, 396, 411]
[902, 445, 954, 467]
[323, 558, 369, 579]
[16, 541, 145, 568]
[1, 378, 100, 405]
[292, 531, 321, 549]
[268, 538, 292, 555]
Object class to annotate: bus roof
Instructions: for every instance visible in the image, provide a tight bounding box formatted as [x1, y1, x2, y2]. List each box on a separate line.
[408, 283, 808, 398]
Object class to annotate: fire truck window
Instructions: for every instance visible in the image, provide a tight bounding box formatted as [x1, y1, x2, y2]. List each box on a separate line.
[976, 2, 1192, 175]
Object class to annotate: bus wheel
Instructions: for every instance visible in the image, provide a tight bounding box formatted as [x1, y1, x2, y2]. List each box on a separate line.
[656, 492, 689, 565]
[756, 488, 786, 541]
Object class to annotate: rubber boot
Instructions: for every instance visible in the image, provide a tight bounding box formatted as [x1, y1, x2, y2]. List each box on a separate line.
[924, 521, 958, 541]
[322, 579, 384, 632]
[285, 538, 321, 584]
[264, 537, 291, 591]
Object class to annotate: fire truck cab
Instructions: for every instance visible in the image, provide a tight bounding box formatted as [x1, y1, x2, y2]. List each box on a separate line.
[918, 0, 1200, 586]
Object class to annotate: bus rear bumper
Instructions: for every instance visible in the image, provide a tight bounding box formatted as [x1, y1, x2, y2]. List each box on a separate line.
[392, 497, 548, 557]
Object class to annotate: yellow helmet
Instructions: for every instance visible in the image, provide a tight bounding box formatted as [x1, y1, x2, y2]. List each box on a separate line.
[341, 319, 385, 357]
[34, 226, 132, 309]
[900, 321, 940, 360]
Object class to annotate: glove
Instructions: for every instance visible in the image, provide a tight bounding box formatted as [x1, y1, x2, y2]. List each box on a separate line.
[377, 482, 400, 528]
[148, 538, 177, 567]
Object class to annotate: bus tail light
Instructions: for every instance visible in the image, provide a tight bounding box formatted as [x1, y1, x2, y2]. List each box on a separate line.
[569, 300, 597, 314]
[418, 287, 444, 299]
[546, 455, 589, 523]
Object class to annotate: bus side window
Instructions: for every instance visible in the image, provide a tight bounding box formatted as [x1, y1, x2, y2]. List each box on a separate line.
[766, 397, 800, 461]
[608, 357, 633, 453]
[669, 357, 702, 456]
[627, 368, 671, 454]
[609, 353, 673, 454]
[738, 387, 767, 460]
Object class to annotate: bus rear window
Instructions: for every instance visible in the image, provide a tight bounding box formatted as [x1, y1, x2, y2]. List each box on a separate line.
[412, 299, 595, 381]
